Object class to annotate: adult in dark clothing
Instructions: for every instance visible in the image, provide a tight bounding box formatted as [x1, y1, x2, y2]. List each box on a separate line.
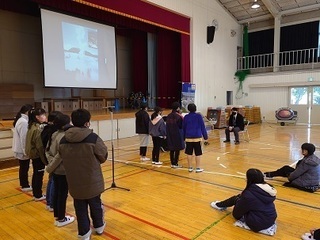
[224, 107, 245, 145]
[211, 168, 277, 235]
[264, 143, 320, 193]
[59, 109, 108, 239]
[166, 102, 185, 168]
[135, 102, 150, 161]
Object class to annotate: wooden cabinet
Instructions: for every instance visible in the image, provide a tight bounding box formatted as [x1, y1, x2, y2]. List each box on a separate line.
[243, 107, 261, 123]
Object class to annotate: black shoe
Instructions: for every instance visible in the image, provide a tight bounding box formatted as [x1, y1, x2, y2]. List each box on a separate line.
[223, 140, 230, 143]
[235, 141, 240, 145]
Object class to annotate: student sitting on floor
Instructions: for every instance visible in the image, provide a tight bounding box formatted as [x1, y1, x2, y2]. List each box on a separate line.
[211, 168, 277, 236]
[264, 143, 320, 193]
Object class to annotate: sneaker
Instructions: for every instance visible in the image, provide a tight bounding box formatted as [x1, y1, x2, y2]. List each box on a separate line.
[223, 140, 230, 143]
[171, 165, 183, 168]
[195, 168, 204, 173]
[21, 186, 32, 192]
[235, 141, 240, 145]
[34, 195, 46, 201]
[140, 157, 150, 161]
[56, 216, 75, 227]
[301, 233, 315, 240]
[46, 205, 54, 212]
[78, 229, 92, 240]
[153, 161, 163, 165]
[210, 201, 227, 211]
[188, 167, 193, 172]
[95, 222, 106, 235]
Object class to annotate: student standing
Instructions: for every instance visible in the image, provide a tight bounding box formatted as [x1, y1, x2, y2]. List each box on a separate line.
[12, 104, 34, 191]
[149, 106, 166, 165]
[41, 111, 62, 212]
[182, 103, 208, 173]
[45, 114, 75, 227]
[166, 102, 185, 168]
[25, 108, 47, 201]
[135, 102, 150, 161]
[59, 109, 108, 240]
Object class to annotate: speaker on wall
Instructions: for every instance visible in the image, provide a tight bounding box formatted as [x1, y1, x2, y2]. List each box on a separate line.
[207, 26, 215, 44]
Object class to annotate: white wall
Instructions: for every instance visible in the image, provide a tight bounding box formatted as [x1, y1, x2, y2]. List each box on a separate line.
[236, 70, 320, 121]
[146, 0, 241, 114]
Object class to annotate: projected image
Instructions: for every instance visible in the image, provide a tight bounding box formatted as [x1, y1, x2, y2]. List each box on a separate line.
[62, 22, 99, 82]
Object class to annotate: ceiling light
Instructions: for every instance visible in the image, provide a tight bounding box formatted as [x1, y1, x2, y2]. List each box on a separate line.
[251, 0, 260, 9]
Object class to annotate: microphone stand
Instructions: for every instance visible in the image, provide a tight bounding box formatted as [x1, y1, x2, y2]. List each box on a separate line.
[104, 106, 130, 191]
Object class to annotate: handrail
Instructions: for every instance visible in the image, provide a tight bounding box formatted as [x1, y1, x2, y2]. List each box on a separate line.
[237, 48, 320, 72]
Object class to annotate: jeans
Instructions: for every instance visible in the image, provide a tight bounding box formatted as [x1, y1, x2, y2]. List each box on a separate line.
[46, 174, 54, 207]
[19, 159, 30, 188]
[74, 195, 104, 236]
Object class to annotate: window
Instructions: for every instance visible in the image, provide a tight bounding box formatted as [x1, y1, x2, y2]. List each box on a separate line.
[290, 87, 308, 104]
[313, 87, 320, 105]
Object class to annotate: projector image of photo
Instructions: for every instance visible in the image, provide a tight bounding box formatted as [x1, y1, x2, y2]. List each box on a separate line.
[62, 22, 99, 82]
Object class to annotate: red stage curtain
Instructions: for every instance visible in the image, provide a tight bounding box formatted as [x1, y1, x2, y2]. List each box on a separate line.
[181, 34, 191, 83]
[157, 29, 181, 108]
[131, 31, 148, 94]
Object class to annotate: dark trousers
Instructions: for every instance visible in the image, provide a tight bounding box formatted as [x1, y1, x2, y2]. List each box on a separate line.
[31, 158, 45, 198]
[74, 195, 104, 236]
[216, 194, 241, 208]
[139, 146, 147, 156]
[267, 165, 295, 178]
[151, 137, 162, 162]
[225, 127, 241, 142]
[53, 174, 68, 220]
[46, 174, 54, 207]
[19, 159, 30, 188]
[170, 150, 180, 165]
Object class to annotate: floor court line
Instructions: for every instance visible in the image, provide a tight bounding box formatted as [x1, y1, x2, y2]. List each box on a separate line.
[191, 212, 231, 240]
[105, 204, 190, 240]
[14, 188, 120, 239]
[112, 159, 320, 210]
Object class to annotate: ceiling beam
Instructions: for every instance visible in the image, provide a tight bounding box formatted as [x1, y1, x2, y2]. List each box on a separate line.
[280, 3, 320, 16]
[260, 0, 279, 17]
[238, 14, 271, 24]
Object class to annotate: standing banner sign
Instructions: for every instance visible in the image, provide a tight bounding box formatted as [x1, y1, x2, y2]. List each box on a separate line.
[181, 83, 196, 113]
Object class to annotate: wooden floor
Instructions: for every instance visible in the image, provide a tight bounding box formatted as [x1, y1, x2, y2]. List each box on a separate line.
[1, 122, 320, 240]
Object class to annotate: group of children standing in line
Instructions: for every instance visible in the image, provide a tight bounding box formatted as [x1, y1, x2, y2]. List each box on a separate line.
[135, 102, 208, 172]
[12, 105, 108, 240]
